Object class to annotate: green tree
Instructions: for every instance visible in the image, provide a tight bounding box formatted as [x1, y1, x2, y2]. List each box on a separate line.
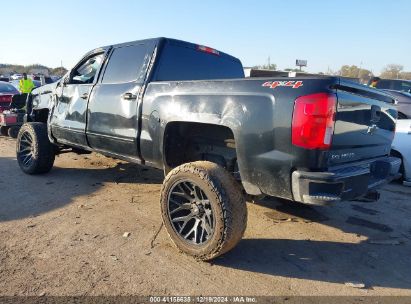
[252, 63, 277, 70]
[338, 65, 372, 81]
[284, 68, 302, 72]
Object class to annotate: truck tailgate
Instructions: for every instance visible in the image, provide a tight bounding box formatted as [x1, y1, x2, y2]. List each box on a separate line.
[330, 82, 397, 166]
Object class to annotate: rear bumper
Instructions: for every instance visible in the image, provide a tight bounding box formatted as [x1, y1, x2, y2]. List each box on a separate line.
[291, 156, 402, 205]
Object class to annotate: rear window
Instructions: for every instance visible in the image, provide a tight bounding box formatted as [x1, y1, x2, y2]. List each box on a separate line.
[0, 82, 18, 93]
[102, 44, 149, 84]
[154, 43, 244, 81]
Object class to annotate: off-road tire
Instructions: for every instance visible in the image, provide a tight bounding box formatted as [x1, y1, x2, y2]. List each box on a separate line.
[160, 161, 247, 261]
[0, 126, 8, 136]
[8, 126, 20, 138]
[16, 122, 55, 174]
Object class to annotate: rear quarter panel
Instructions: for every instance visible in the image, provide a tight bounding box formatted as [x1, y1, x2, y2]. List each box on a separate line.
[141, 77, 338, 199]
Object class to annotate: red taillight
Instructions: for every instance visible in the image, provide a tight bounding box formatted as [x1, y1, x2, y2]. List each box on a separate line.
[197, 45, 220, 56]
[0, 95, 12, 103]
[4, 114, 17, 124]
[292, 93, 337, 150]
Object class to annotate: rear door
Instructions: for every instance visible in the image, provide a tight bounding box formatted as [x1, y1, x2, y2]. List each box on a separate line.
[86, 42, 153, 158]
[330, 81, 397, 166]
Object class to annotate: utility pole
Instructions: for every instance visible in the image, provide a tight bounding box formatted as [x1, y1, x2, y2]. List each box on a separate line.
[358, 61, 363, 79]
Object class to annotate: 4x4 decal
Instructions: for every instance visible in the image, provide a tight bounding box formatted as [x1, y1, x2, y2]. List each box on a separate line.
[262, 80, 303, 89]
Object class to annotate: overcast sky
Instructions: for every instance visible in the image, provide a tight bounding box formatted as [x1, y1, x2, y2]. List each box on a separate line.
[1, 0, 410, 74]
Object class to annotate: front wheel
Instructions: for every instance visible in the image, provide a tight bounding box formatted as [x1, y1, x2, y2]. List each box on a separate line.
[160, 161, 247, 261]
[16, 123, 55, 174]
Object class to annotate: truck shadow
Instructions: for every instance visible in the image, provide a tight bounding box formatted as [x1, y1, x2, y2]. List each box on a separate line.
[2, 151, 411, 290]
[214, 195, 411, 290]
[0, 156, 164, 222]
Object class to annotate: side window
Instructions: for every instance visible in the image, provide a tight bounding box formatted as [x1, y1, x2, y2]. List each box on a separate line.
[400, 81, 411, 92]
[102, 44, 149, 84]
[71, 53, 105, 84]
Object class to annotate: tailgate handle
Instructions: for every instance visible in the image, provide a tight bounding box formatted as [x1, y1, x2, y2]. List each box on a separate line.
[371, 105, 381, 123]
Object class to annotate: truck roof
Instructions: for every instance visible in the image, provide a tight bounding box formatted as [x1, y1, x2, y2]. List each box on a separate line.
[96, 37, 241, 64]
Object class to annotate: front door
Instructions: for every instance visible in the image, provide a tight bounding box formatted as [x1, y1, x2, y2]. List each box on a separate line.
[86, 42, 152, 158]
[50, 51, 106, 147]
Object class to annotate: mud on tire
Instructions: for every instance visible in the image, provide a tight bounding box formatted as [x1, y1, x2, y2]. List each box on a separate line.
[16, 122, 55, 174]
[160, 161, 247, 261]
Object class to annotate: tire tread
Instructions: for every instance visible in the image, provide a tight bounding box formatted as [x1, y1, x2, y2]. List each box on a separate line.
[161, 161, 247, 261]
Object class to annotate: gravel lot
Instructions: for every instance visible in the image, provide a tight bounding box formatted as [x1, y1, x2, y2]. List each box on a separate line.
[1, 135, 411, 296]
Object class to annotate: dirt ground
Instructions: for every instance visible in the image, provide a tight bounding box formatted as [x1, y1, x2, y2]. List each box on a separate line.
[1, 135, 411, 296]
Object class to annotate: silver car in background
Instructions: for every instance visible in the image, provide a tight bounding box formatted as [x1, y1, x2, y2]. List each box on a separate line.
[391, 119, 411, 186]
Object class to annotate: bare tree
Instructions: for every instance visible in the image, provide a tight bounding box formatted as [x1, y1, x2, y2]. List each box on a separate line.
[380, 64, 404, 79]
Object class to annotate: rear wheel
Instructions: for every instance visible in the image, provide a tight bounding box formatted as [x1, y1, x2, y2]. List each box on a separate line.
[8, 126, 20, 138]
[160, 161, 247, 261]
[16, 123, 55, 174]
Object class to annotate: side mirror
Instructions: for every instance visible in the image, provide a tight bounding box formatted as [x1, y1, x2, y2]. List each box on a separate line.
[62, 75, 70, 85]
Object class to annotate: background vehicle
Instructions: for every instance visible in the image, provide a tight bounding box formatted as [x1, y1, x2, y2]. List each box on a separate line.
[0, 76, 10, 82]
[382, 89, 411, 119]
[391, 119, 411, 186]
[10, 74, 22, 80]
[0, 81, 19, 112]
[369, 78, 411, 93]
[17, 37, 401, 260]
[0, 93, 26, 137]
[30, 74, 55, 85]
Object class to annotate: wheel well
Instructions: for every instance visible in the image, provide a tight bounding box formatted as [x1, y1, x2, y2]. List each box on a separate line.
[163, 122, 239, 176]
[390, 149, 404, 175]
[390, 149, 402, 159]
[32, 108, 49, 123]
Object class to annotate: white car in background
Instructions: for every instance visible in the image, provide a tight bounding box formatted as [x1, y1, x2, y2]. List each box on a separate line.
[391, 119, 411, 186]
[10, 74, 23, 80]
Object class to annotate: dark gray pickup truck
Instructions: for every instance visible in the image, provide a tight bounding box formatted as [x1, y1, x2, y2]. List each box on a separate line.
[17, 37, 401, 260]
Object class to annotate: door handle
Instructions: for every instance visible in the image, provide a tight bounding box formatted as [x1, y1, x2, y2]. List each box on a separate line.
[371, 105, 381, 123]
[80, 93, 88, 100]
[122, 92, 137, 100]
